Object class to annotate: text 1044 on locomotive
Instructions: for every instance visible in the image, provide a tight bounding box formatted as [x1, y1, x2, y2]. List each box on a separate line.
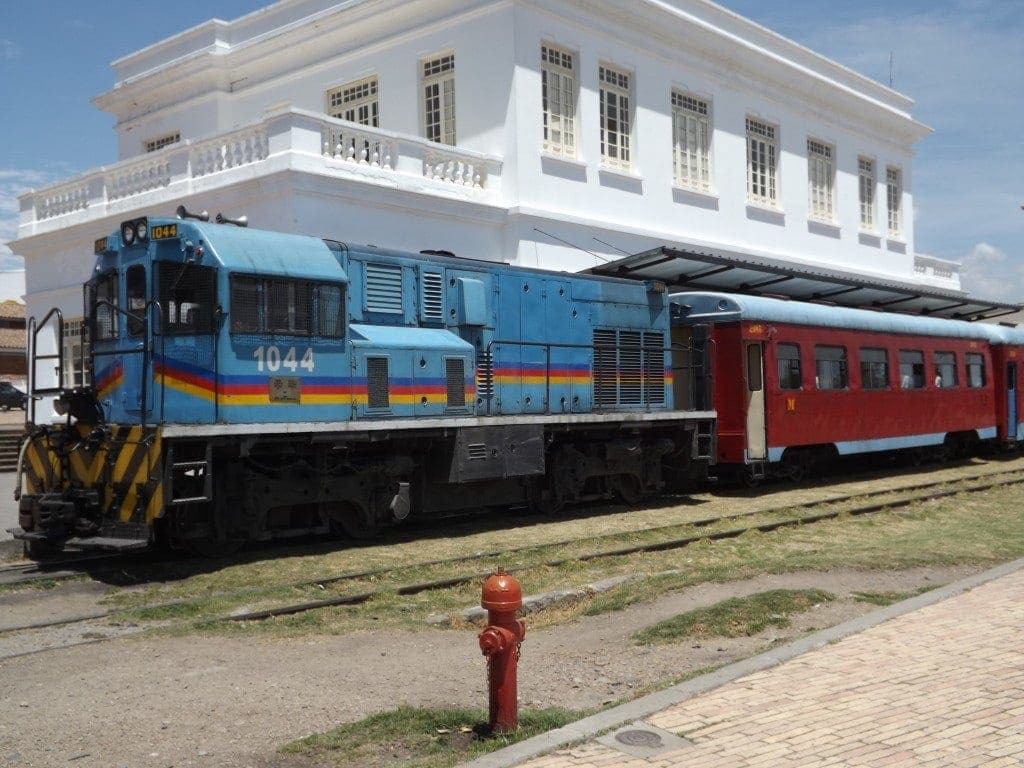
[12, 215, 717, 557]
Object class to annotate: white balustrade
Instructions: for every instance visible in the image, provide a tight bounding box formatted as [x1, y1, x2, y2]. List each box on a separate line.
[321, 124, 394, 171]
[423, 150, 484, 188]
[107, 158, 172, 201]
[25, 108, 499, 227]
[38, 182, 90, 220]
[191, 127, 268, 177]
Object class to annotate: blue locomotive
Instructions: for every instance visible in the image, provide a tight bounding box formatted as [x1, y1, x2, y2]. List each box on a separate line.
[13, 213, 715, 556]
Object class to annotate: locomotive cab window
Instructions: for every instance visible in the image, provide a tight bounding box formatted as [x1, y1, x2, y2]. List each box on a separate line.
[814, 345, 848, 390]
[934, 352, 958, 389]
[230, 276, 344, 338]
[126, 265, 147, 336]
[91, 270, 119, 341]
[316, 285, 346, 338]
[776, 343, 801, 390]
[158, 262, 216, 334]
[966, 353, 986, 388]
[859, 348, 889, 390]
[267, 280, 312, 336]
[899, 350, 925, 389]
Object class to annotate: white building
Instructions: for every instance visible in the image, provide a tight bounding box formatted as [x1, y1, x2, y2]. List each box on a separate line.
[12, 0, 966, 378]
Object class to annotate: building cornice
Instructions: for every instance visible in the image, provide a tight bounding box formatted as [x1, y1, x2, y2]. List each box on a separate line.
[94, 0, 929, 144]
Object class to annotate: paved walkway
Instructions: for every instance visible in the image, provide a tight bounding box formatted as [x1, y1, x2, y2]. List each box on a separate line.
[483, 562, 1024, 768]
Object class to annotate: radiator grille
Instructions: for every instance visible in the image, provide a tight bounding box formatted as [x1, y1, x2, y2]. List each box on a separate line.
[593, 328, 666, 407]
[643, 331, 666, 405]
[365, 263, 403, 314]
[619, 331, 642, 405]
[367, 357, 390, 408]
[593, 329, 618, 407]
[467, 443, 487, 461]
[421, 271, 444, 322]
[446, 358, 466, 407]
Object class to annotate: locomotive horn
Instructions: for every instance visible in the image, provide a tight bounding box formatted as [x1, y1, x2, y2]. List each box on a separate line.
[176, 205, 210, 222]
[216, 212, 248, 228]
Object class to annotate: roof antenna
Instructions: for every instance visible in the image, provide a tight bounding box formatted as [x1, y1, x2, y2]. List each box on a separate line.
[532, 227, 611, 263]
[592, 236, 631, 256]
[889, 51, 895, 88]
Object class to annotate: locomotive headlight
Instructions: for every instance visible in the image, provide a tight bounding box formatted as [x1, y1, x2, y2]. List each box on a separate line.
[121, 221, 136, 246]
[135, 220, 148, 241]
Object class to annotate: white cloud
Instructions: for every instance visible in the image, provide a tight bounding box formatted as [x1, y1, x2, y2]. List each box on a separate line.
[959, 243, 1024, 302]
[0, 168, 59, 247]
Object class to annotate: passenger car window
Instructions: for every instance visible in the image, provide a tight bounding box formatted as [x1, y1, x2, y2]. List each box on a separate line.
[859, 348, 889, 390]
[934, 352, 958, 389]
[814, 345, 848, 390]
[776, 343, 801, 390]
[965, 353, 986, 388]
[898, 350, 925, 389]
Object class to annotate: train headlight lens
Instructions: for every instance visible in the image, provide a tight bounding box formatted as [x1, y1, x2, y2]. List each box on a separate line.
[135, 220, 148, 241]
[121, 222, 136, 246]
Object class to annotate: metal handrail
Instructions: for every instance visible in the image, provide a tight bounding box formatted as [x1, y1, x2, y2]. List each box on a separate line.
[481, 337, 713, 416]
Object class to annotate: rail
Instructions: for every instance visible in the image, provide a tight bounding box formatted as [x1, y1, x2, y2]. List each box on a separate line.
[480, 338, 713, 416]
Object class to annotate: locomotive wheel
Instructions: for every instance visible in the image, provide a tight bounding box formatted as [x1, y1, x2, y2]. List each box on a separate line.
[613, 473, 644, 505]
[330, 502, 383, 540]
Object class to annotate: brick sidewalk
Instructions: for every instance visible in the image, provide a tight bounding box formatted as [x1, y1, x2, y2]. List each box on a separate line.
[517, 568, 1024, 768]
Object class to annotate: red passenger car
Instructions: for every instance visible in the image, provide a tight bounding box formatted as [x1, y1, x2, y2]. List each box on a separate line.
[674, 292, 1000, 479]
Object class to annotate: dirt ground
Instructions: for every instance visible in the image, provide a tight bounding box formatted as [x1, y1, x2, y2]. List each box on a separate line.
[0, 564, 978, 768]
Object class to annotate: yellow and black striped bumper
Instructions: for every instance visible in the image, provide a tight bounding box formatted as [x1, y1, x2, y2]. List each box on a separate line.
[21, 424, 165, 526]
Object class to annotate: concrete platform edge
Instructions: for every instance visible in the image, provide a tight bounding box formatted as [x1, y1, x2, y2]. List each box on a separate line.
[458, 557, 1024, 768]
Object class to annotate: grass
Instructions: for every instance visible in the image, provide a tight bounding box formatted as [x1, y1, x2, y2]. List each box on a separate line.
[852, 586, 935, 606]
[99, 475, 1024, 639]
[279, 705, 578, 768]
[632, 589, 834, 645]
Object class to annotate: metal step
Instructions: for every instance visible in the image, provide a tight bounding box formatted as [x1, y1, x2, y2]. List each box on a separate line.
[63, 536, 150, 553]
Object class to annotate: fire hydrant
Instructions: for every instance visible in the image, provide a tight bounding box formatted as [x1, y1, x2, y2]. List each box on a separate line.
[479, 570, 527, 734]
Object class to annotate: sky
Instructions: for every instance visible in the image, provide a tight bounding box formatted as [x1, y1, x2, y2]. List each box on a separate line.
[0, 0, 1020, 302]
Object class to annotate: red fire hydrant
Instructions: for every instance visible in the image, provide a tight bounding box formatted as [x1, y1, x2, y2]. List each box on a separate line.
[479, 570, 527, 734]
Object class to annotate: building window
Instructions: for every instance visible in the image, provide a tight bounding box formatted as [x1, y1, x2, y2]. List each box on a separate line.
[776, 343, 802, 390]
[541, 45, 577, 158]
[966, 353, 986, 388]
[887, 166, 903, 238]
[859, 347, 889, 390]
[61, 319, 91, 388]
[422, 53, 456, 146]
[746, 118, 778, 206]
[807, 139, 835, 222]
[814, 345, 848, 390]
[859, 157, 875, 230]
[934, 352, 959, 389]
[899, 349, 925, 389]
[672, 92, 711, 191]
[326, 76, 379, 127]
[144, 132, 180, 153]
[599, 65, 632, 171]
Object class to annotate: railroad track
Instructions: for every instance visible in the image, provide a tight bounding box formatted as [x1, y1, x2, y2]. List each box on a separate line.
[3, 464, 1023, 653]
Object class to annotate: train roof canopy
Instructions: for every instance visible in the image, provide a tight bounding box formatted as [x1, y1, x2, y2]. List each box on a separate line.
[586, 246, 1021, 322]
[674, 291, 1002, 342]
